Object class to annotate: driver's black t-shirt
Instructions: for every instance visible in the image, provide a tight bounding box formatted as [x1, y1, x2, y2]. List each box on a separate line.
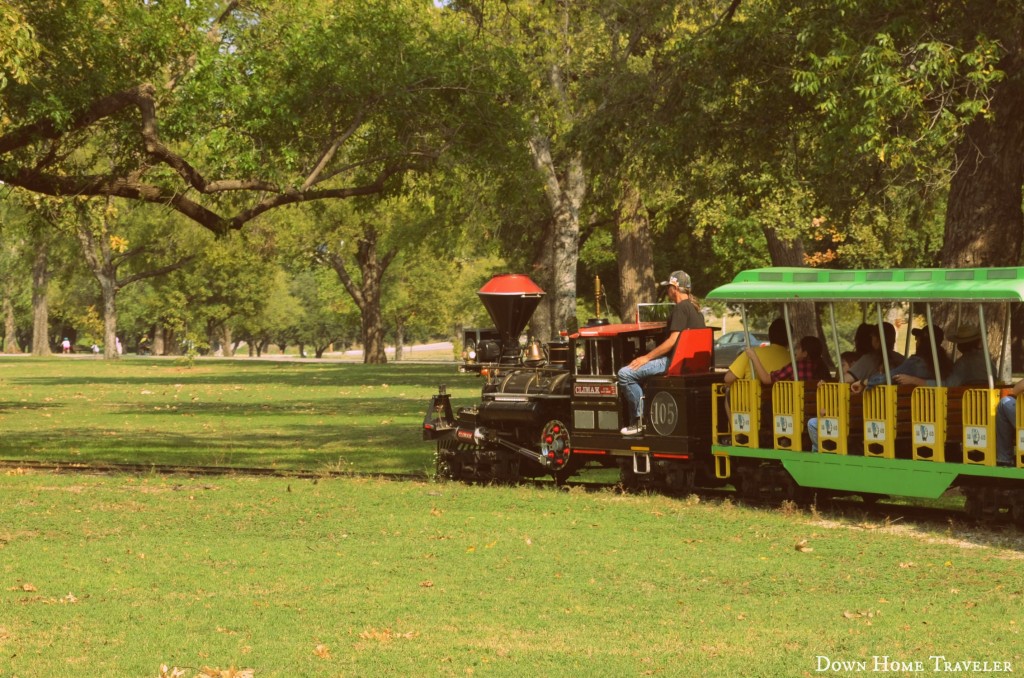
[668, 299, 706, 334]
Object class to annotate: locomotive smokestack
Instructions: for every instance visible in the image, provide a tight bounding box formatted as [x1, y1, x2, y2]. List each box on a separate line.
[477, 274, 545, 364]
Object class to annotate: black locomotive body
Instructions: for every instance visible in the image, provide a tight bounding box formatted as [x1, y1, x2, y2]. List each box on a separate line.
[423, 274, 723, 489]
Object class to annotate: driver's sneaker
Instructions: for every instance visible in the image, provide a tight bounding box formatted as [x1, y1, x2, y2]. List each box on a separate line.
[620, 422, 642, 436]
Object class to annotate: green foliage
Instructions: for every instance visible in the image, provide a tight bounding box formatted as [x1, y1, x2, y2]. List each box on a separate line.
[0, 0, 38, 91]
[791, 4, 1006, 177]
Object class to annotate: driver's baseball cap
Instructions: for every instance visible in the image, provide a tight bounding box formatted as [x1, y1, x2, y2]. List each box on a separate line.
[659, 270, 691, 291]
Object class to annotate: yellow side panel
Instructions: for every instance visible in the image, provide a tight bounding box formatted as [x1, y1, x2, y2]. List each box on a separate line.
[816, 382, 849, 455]
[729, 379, 761, 449]
[1016, 394, 1024, 469]
[863, 385, 896, 460]
[771, 381, 804, 451]
[911, 387, 947, 463]
[962, 389, 997, 466]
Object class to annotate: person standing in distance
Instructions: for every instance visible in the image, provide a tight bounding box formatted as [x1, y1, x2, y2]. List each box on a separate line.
[617, 270, 706, 436]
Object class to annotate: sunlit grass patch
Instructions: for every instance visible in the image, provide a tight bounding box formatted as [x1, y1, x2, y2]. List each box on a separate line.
[2, 472, 1023, 676]
[0, 357, 478, 473]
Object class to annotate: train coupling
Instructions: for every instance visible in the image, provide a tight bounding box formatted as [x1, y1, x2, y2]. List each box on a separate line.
[422, 384, 454, 441]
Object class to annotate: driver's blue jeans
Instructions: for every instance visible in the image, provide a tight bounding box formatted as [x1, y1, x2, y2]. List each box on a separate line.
[617, 357, 669, 425]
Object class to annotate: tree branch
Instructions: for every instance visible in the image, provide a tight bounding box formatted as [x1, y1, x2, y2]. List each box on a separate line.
[117, 255, 197, 289]
[301, 108, 371, 191]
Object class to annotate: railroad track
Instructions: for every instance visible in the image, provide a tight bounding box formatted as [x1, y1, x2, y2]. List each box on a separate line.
[0, 458, 430, 482]
[0, 459, 616, 490]
[2, 459, 1009, 530]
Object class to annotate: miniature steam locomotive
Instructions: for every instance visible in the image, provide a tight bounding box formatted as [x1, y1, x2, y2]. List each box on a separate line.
[422, 274, 723, 490]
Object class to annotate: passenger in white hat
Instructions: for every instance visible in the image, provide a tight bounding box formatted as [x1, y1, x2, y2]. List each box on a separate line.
[896, 322, 991, 388]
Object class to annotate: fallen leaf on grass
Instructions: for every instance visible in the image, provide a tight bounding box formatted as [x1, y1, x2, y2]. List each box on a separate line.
[61, 592, 78, 604]
[794, 539, 813, 553]
[359, 627, 420, 643]
[419, 581, 434, 588]
[899, 562, 916, 569]
[430, 508, 442, 517]
[842, 610, 878, 620]
[19, 583, 36, 592]
[158, 665, 187, 678]
[198, 667, 254, 678]
[313, 644, 331, 659]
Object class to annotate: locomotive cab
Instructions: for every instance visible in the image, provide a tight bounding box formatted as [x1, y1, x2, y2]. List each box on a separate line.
[568, 322, 724, 491]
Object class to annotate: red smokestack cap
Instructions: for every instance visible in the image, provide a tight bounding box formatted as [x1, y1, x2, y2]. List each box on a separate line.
[477, 275, 545, 351]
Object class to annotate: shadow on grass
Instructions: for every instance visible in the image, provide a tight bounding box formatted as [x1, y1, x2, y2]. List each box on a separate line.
[13, 361, 473, 390]
[0, 422, 434, 473]
[106, 395, 437, 419]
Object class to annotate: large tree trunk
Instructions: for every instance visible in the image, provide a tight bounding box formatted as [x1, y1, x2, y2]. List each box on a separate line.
[153, 324, 166, 356]
[528, 130, 585, 340]
[30, 239, 50, 356]
[75, 220, 121, 360]
[529, 219, 556, 342]
[939, 75, 1024, 271]
[327, 224, 396, 364]
[615, 179, 656, 322]
[3, 288, 19, 353]
[220, 325, 234, 356]
[100, 277, 118, 360]
[393, 319, 404, 362]
[764, 227, 815, 342]
[939, 64, 1024, 378]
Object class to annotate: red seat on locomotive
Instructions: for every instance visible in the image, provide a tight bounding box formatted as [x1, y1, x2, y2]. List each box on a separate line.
[666, 328, 713, 376]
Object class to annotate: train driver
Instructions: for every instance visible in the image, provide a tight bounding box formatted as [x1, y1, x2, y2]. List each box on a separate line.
[617, 270, 706, 436]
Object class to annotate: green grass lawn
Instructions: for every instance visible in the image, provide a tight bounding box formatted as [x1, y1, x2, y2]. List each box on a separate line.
[0, 356, 479, 474]
[2, 357, 1024, 676]
[2, 474, 1023, 677]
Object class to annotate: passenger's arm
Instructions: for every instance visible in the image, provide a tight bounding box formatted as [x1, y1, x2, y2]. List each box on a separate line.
[1011, 378, 1024, 397]
[744, 347, 772, 385]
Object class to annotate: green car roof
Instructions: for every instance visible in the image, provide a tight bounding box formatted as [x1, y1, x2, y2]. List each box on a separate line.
[705, 267, 1024, 303]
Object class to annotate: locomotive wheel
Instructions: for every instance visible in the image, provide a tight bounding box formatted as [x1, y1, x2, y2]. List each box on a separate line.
[539, 419, 572, 478]
[491, 452, 521, 485]
[1010, 494, 1024, 529]
[435, 441, 463, 481]
[776, 469, 811, 506]
[962, 489, 996, 521]
[617, 463, 642, 494]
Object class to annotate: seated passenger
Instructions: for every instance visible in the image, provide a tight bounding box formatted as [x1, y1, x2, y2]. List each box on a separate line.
[747, 335, 830, 384]
[838, 350, 858, 382]
[847, 322, 905, 393]
[809, 323, 902, 451]
[996, 378, 1024, 467]
[723, 318, 791, 388]
[894, 322, 992, 388]
[867, 325, 952, 387]
[617, 270, 706, 436]
[850, 323, 875, 362]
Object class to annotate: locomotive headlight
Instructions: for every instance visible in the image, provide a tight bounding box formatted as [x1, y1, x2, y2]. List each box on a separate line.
[468, 349, 477, 360]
